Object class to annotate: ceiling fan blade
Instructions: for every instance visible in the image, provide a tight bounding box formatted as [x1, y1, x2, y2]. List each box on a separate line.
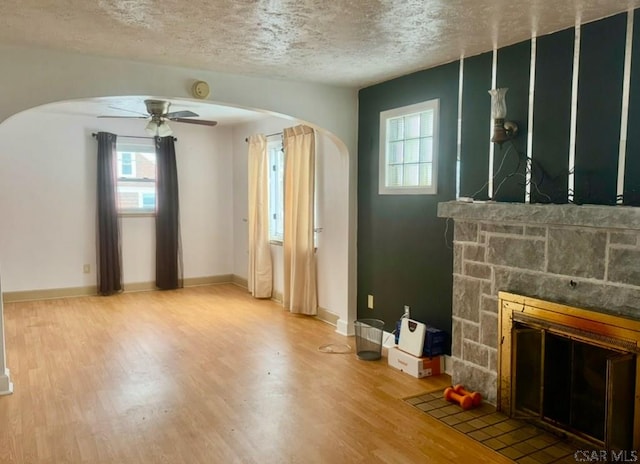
[170, 118, 218, 127]
[166, 110, 199, 118]
[107, 105, 149, 117]
[97, 115, 147, 119]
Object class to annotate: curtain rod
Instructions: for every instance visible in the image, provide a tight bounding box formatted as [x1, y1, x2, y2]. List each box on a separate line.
[92, 133, 177, 141]
[245, 131, 282, 143]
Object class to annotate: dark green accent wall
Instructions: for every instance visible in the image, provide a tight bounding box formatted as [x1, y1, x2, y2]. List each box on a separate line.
[460, 52, 492, 200]
[494, 41, 531, 202]
[357, 10, 640, 347]
[357, 61, 459, 339]
[574, 13, 626, 205]
[531, 28, 574, 204]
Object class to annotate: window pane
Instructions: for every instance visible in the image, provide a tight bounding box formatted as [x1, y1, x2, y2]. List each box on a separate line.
[419, 163, 433, 186]
[403, 164, 420, 186]
[388, 141, 404, 164]
[118, 191, 138, 210]
[121, 153, 133, 176]
[379, 98, 438, 194]
[116, 144, 156, 213]
[387, 164, 403, 187]
[404, 139, 419, 163]
[142, 193, 156, 209]
[420, 137, 433, 162]
[388, 117, 404, 141]
[420, 110, 434, 137]
[268, 141, 284, 240]
[404, 114, 421, 139]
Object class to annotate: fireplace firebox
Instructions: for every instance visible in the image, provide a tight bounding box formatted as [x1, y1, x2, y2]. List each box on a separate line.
[499, 292, 640, 450]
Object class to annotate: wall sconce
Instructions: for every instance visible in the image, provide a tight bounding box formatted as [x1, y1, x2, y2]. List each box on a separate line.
[488, 88, 518, 144]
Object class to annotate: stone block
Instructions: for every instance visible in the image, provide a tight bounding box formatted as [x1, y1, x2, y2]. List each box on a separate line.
[453, 244, 463, 275]
[463, 244, 486, 262]
[493, 268, 640, 318]
[488, 349, 497, 372]
[451, 358, 498, 405]
[481, 295, 499, 314]
[463, 340, 488, 367]
[608, 247, 640, 286]
[548, 227, 606, 279]
[481, 223, 524, 235]
[452, 275, 480, 322]
[463, 321, 479, 342]
[480, 311, 499, 348]
[454, 221, 478, 242]
[610, 231, 637, 246]
[525, 226, 547, 237]
[481, 280, 493, 297]
[464, 262, 491, 280]
[486, 236, 545, 271]
[452, 317, 462, 358]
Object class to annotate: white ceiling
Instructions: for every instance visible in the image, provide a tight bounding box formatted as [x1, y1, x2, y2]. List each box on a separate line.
[2, 0, 638, 89]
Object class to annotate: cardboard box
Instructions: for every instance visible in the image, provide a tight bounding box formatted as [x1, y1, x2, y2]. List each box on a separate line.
[388, 346, 444, 378]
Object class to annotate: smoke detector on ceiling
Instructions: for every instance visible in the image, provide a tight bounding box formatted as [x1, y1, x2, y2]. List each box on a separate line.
[192, 80, 210, 99]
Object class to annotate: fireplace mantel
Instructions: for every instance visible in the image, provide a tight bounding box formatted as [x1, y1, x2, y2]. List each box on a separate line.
[438, 201, 640, 230]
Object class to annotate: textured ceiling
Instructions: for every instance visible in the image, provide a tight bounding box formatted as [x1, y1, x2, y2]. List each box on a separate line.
[1, 0, 639, 87]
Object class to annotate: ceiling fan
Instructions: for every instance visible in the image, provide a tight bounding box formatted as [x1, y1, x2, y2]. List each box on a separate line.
[98, 99, 218, 136]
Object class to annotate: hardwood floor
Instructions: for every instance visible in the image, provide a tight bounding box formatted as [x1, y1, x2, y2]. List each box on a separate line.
[0, 284, 512, 463]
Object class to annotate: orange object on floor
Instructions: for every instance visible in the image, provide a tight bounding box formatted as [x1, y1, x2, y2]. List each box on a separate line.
[444, 387, 472, 410]
[453, 384, 482, 407]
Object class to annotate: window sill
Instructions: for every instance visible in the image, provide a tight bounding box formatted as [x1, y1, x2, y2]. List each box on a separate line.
[379, 186, 437, 195]
[270, 239, 283, 246]
[118, 211, 156, 218]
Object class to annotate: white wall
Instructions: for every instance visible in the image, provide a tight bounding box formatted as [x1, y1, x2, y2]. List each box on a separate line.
[0, 111, 234, 291]
[0, 44, 358, 332]
[232, 118, 349, 322]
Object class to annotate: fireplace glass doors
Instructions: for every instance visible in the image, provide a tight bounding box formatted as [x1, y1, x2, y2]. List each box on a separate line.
[498, 292, 640, 451]
[512, 323, 635, 447]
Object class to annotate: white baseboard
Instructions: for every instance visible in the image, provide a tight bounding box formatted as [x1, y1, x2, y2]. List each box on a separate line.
[3, 274, 237, 303]
[316, 307, 339, 326]
[336, 318, 352, 336]
[0, 368, 13, 395]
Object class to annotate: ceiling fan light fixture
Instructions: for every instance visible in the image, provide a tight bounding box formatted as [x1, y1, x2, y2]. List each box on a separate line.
[156, 121, 173, 137]
[145, 120, 158, 135]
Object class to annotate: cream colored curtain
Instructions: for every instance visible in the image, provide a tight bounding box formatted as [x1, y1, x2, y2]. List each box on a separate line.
[283, 125, 317, 315]
[247, 134, 273, 298]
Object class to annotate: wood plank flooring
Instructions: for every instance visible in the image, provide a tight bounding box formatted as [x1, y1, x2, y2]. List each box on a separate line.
[0, 284, 512, 463]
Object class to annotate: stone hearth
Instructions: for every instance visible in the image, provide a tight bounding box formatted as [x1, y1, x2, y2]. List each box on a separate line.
[438, 201, 640, 405]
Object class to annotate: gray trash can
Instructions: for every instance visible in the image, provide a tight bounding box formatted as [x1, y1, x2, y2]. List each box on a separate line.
[354, 319, 385, 360]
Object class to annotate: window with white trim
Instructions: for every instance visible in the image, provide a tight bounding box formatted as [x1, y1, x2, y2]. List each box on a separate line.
[379, 99, 439, 195]
[268, 139, 284, 241]
[116, 141, 157, 214]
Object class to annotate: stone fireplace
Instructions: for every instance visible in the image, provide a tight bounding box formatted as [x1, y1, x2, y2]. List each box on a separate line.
[438, 201, 640, 443]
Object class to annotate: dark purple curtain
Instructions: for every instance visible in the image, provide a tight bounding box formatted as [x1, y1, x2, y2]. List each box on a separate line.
[155, 136, 183, 290]
[96, 132, 122, 295]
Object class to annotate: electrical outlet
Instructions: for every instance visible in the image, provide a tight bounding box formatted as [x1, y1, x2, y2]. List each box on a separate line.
[404, 305, 410, 318]
[367, 294, 374, 309]
[83, 264, 90, 274]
